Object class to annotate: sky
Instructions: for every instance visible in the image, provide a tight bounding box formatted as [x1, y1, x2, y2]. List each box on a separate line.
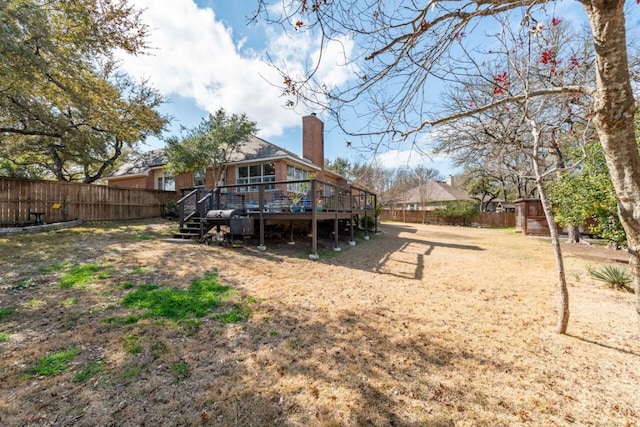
[119, 0, 458, 175]
[118, 1, 640, 178]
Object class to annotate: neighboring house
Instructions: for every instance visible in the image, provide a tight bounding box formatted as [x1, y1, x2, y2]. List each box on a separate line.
[472, 195, 516, 213]
[105, 149, 172, 190]
[105, 114, 348, 192]
[389, 180, 472, 211]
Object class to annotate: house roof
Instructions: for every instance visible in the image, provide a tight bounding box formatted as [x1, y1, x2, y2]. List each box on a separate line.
[106, 136, 316, 180]
[400, 181, 471, 204]
[227, 135, 309, 164]
[107, 149, 168, 178]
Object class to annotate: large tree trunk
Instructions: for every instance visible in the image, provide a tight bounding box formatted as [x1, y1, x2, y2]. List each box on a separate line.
[583, 2, 640, 324]
[566, 225, 582, 244]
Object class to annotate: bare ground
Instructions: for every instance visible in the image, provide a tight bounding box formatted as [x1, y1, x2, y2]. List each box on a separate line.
[0, 219, 638, 426]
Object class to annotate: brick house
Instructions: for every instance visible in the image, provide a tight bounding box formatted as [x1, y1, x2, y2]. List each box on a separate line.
[105, 114, 347, 192]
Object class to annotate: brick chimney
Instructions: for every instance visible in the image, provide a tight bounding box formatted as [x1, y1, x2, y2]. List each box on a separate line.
[302, 114, 324, 170]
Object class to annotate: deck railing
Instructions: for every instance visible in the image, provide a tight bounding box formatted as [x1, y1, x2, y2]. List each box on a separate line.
[177, 179, 377, 221]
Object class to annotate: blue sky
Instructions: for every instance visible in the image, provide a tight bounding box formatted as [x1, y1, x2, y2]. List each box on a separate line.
[119, 1, 640, 177]
[120, 0, 458, 174]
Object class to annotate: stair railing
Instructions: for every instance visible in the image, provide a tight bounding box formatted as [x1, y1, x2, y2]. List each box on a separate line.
[177, 188, 199, 229]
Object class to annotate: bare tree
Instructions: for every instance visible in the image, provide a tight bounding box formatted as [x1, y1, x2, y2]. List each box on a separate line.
[256, 0, 640, 330]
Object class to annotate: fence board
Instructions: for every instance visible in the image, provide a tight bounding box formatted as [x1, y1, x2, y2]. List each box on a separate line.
[380, 209, 515, 228]
[0, 177, 175, 224]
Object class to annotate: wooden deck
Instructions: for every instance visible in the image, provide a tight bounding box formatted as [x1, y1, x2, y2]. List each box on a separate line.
[177, 179, 377, 257]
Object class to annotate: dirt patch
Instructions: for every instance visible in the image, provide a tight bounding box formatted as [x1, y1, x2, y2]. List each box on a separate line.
[0, 219, 638, 426]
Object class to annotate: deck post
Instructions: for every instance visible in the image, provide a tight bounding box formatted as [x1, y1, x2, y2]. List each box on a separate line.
[288, 220, 295, 244]
[258, 185, 266, 249]
[333, 215, 340, 251]
[348, 187, 356, 245]
[310, 180, 318, 258]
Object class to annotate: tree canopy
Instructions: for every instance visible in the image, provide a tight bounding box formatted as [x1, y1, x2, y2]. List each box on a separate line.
[165, 109, 258, 185]
[0, 0, 167, 182]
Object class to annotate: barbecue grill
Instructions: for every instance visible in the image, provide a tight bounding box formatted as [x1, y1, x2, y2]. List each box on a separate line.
[204, 209, 254, 245]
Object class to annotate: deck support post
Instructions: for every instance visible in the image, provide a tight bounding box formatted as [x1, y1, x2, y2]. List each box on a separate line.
[258, 185, 266, 250]
[310, 180, 318, 257]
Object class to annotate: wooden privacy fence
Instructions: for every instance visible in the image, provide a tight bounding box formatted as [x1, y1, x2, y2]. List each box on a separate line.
[0, 177, 176, 224]
[380, 209, 515, 228]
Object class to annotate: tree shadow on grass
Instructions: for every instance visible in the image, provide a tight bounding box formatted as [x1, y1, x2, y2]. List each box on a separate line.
[1, 285, 523, 427]
[566, 333, 640, 357]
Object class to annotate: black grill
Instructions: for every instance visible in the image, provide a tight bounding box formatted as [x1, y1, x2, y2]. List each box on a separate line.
[205, 209, 242, 221]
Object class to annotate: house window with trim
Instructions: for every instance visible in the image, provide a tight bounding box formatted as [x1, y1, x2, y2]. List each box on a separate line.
[193, 169, 206, 187]
[286, 165, 310, 192]
[237, 163, 275, 192]
[156, 172, 175, 191]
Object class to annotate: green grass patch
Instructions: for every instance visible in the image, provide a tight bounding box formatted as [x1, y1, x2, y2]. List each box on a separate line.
[62, 297, 78, 307]
[25, 347, 80, 377]
[40, 264, 66, 274]
[59, 264, 104, 289]
[213, 305, 251, 324]
[0, 306, 17, 321]
[120, 274, 231, 321]
[74, 360, 105, 383]
[22, 299, 45, 308]
[171, 361, 189, 376]
[123, 335, 143, 355]
[118, 281, 136, 290]
[131, 266, 148, 274]
[171, 361, 189, 382]
[122, 365, 142, 379]
[96, 271, 111, 280]
[103, 314, 143, 326]
[0, 332, 9, 343]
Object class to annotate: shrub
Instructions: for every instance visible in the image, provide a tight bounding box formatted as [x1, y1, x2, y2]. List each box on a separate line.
[164, 201, 179, 220]
[432, 200, 479, 226]
[587, 264, 633, 292]
[358, 215, 376, 231]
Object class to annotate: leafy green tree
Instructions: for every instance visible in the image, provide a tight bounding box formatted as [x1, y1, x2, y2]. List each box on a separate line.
[550, 143, 626, 248]
[432, 200, 479, 226]
[0, 157, 46, 179]
[458, 168, 507, 212]
[165, 109, 258, 185]
[325, 157, 352, 178]
[0, 0, 167, 182]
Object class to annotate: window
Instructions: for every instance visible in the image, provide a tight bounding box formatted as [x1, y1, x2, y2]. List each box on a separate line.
[193, 169, 206, 187]
[156, 172, 175, 191]
[286, 165, 310, 192]
[237, 163, 275, 192]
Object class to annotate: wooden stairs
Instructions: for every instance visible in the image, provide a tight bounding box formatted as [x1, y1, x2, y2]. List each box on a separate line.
[172, 217, 210, 240]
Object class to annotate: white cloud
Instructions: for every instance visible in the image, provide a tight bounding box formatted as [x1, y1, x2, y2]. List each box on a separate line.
[373, 140, 459, 175]
[120, 0, 354, 139]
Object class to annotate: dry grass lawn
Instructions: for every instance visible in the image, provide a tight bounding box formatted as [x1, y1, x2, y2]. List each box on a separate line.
[0, 219, 638, 426]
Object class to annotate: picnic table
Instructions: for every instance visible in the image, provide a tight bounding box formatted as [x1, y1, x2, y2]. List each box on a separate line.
[30, 212, 44, 225]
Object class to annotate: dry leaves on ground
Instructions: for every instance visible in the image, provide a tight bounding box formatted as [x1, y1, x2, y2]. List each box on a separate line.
[0, 219, 638, 426]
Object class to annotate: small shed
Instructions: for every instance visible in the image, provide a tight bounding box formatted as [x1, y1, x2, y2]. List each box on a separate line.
[514, 199, 554, 236]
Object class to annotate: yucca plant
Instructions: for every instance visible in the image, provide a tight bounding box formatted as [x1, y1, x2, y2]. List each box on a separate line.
[587, 264, 633, 292]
